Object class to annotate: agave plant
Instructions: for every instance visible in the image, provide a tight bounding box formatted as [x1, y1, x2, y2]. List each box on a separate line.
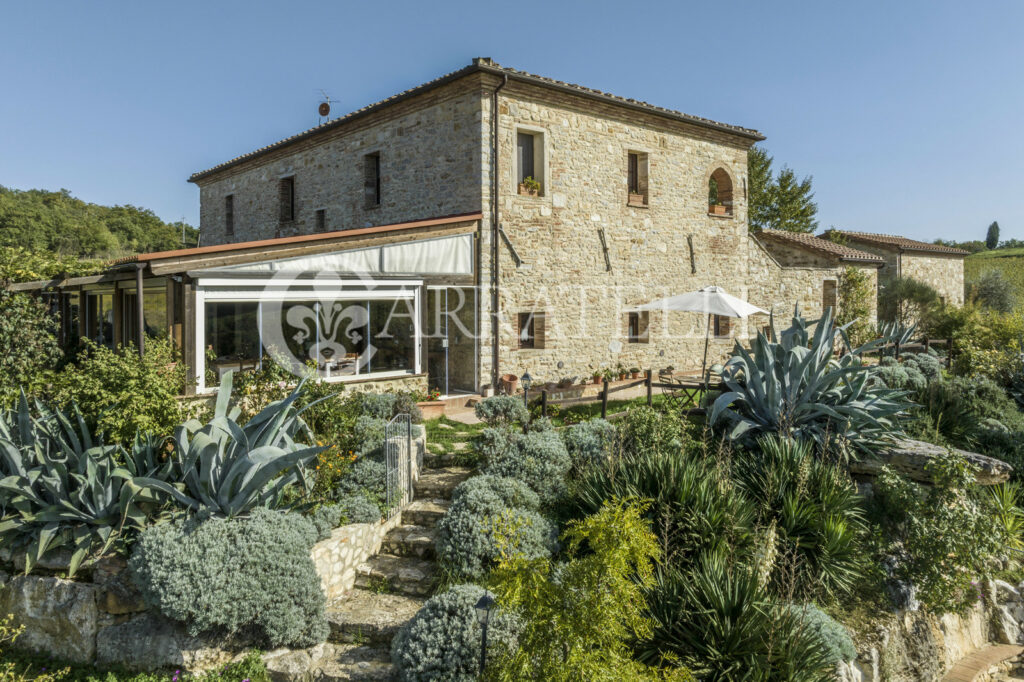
[134, 372, 324, 518]
[0, 395, 162, 576]
[710, 308, 910, 459]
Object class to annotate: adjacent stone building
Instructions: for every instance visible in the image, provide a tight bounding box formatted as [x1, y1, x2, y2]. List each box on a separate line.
[820, 230, 968, 307]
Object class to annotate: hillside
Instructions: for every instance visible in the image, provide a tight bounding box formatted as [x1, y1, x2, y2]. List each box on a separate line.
[966, 248, 1024, 305]
[0, 185, 198, 258]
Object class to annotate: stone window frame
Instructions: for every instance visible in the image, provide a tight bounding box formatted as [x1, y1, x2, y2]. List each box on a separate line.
[517, 311, 547, 350]
[713, 314, 731, 339]
[706, 165, 735, 218]
[363, 152, 382, 209]
[314, 208, 327, 233]
[277, 175, 296, 225]
[626, 311, 650, 344]
[627, 150, 650, 207]
[224, 194, 234, 237]
[513, 124, 548, 198]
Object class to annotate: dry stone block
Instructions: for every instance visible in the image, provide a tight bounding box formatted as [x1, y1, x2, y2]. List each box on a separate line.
[0, 575, 98, 664]
[849, 439, 1012, 485]
[95, 612, 237, 672]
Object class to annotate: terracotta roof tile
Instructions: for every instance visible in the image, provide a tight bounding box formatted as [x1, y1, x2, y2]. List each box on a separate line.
[189, 59, 764, 182]
[820, 230, 969, 256]
[756, 229, 885, 264]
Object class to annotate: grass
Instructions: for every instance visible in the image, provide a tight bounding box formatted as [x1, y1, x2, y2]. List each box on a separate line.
[0, 649, 269, 682]
[966, 251, 1024, 306]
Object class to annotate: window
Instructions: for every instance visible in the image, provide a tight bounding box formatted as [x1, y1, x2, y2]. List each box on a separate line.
[627, 311, 649, 343]
[278, 177, 295, 223]
[364, 152, 381, 208]
[713, 315, 731, 339]
[518, 311, 545, 349]
[225, 195, 234, 236]
[315, 208, 326, 233]
[516, 130, 544, 196]
[627, 152, 649, 206]
[708, 168, 734, 216]
[822, 280, 837, 313]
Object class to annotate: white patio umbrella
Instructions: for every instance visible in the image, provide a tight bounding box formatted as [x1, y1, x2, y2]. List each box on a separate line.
[630, 286, 768, 384]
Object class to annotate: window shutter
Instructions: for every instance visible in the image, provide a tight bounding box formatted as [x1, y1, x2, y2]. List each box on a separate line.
[715, 315, 731, 337]
[364, 154, 381, 207]
[535, 312, 546, 349]
[224, 195, 234, 236]
[315, 209, 326, 233]
[638, 311, 650, 343]
[517, 133, 534, 183]
[628, 153, 638, 194]
[278, 178, 294, 222]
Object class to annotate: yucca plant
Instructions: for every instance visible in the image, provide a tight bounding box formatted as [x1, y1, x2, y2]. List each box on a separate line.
[135, 372, 324, 518]
[0, 395, 162, 576]
[710, 308, 910, 459]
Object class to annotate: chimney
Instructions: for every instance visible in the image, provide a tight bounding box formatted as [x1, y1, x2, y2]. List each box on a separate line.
[473, 57, 494, 66]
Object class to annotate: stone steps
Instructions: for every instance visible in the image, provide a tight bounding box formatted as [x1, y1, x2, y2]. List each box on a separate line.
[401, 498, 448, 527]
[354, 553, 437, 597]
[327, 591, 425, 646]
[413, 467, 473, 498]
[262, 642, 393, 681]
[381, 524, 436, 559]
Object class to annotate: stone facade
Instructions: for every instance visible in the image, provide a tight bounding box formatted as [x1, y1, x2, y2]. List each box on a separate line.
[747, 235, 879, 336]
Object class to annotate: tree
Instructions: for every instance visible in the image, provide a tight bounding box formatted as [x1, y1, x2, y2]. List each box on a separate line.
[0, 290, 63, 405]
[878, 276, 940, 327]
[746, 147, 818, 233]
[986, 221, 1000, 250]
[966, 269, 1016, 313]
[837, 266, 875, 347]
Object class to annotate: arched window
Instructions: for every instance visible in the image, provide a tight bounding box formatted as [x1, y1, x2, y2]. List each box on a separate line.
[708, 168, 734, 216]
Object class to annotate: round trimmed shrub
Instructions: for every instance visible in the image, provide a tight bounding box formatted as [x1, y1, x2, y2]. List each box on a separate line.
[308, 504, 343, 540]
[483, 429, 571, 506]
[905, 351, 943, 383]
[784, 604, 856, 665]
[129, 507, 328, 648]
[474, 395, 529, 426]
[353, 415, 387, 458]
[619, 406, 688, 457]
[336, 457, 387, 510]
[337, 491, 382, 525]
[437, 475, 554, 579]
[392, 392, 424, 423]
[562, 418, 617, 472]
[358, 392, 398, 419]
[391, 583, 520, 682]
[472, 426, 519, 463]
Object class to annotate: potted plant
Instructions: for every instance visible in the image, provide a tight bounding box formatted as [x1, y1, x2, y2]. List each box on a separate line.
[500, 373, 519, 395]
[592, 371, 603, 385]
[603, 367, 618, 383]
[708, 202, 728, 215]
[616, 363, 628, 381]
[416, 388, 446, 420]
[518, 176, 541, 197]
[629, 366, 641, 379]
[628, 192, 646, 206]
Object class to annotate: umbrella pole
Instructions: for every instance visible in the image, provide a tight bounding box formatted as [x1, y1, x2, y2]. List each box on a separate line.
[701, 314, 711, 396]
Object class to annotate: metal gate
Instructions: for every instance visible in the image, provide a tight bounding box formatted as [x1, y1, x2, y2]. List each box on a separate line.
[385, 413, 413, 518]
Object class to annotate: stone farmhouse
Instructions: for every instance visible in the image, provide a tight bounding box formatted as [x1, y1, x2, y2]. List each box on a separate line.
[9, 59, 964, 397]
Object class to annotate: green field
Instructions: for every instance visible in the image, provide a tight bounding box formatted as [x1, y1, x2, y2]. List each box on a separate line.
[965, 249, 1024, 307]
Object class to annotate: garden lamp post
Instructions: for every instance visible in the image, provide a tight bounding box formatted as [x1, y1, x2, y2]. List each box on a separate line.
[520, 371, 533, 409]
[475, 590, 496, 676]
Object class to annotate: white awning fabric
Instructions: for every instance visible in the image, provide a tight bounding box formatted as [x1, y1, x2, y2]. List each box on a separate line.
[629, 285, 768, 318]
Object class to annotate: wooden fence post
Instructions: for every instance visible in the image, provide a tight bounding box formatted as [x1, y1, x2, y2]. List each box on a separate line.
[947, 337, 954, 369]
[924, 337, 931, 353]
[601, 379, 609, 419]
[645, 369, 653, 407]
[541, 389, 548, 419]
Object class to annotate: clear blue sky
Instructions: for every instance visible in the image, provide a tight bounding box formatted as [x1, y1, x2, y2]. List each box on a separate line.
[2, 0, 1021, 243]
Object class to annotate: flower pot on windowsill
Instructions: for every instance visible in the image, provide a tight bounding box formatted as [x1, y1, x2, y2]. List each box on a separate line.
[417, 400, 446, 420]
[708, 204, 729, 216]
[517, 183, 540, 197]
[628, 193, 647, 207]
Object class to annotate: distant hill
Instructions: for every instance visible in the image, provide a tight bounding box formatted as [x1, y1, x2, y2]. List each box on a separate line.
[966, 248, 1024, 307]
[0, 185, 198, 258]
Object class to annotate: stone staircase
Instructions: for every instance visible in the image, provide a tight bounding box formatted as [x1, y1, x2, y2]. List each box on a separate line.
[285, 465, 471, 680]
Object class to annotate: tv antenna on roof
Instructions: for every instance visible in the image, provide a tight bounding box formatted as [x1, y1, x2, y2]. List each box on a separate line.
[317, 90, 339, 124]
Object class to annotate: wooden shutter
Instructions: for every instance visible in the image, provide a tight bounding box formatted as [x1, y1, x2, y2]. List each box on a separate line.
[714, 315, 731, 338]
[278, 178, 294, 222]
[364, 153, 380, 207]
[517, 133, 534, 183]
[628, 153, 639, 194]
[315, 209, 326, 233]
[518, 312, 535, 349]
[637, 311, 650, 343]
[534, 312, 546, 349]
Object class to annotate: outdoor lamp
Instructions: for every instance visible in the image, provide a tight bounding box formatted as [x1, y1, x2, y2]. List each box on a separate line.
[475, 591, 496, 675]
[520, 370, 533, 409]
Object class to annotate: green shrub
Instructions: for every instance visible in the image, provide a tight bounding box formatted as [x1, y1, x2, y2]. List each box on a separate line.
[732, 436, 869, 600]
[135, 372, 322, 518]
[308, 504, 343, 540]
[473, 426, 518, 462]
[947, 375, 1024, 430]
[392, 392, 424, 424]
[474, 395, 529, 426]
[0, 289, 62, 406]
[335, 457, 387, 512]
[482, 429, 571, 507]
[129, 507, 328, 648]
[785, 604, 856, 665]
[871, 455, 1009, 613]
[906, 351, 944, 383]
[570, 446, 754, 570]
[639, 556, 836, 681]
[358, 392, 397, 420]
[46, 338, 187, 443]
[561, 419, 617, 473]
[390, 583, 520, 682]
[336, 491, 382, 524]
[353, 415, 387, 458]
[711, 309, 909, 459]
[436, 475, 553, 580]
[619, 406, 688, 457]
[967, 269, 1017, 313]
[876, 356, 926, 391]
[837, 265, 876, 348]
[878, 276, 940, 327]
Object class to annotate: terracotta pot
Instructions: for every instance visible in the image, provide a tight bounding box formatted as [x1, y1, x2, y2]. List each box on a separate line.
[592, 376, 602, 385]
[631, 372, 640, 379]
[708, 204, 728, 215]
[518, 183, 539, 197]
[417, 400, 446, 420]
[500, 373, 519, 395]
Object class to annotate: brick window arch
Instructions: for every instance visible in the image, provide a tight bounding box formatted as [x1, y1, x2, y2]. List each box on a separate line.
[708, 167, 734, 216]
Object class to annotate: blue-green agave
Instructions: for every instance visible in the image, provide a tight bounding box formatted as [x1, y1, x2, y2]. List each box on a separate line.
[710, 308, 910, 458]
[134, 372, 324, 518]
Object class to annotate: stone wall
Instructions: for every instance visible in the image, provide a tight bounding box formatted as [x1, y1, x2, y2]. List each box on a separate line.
[194, 78, 486, 244]
[746, 236, 879, 336]
[483, 78, 758, 385]
[901, 252, 965, 307]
